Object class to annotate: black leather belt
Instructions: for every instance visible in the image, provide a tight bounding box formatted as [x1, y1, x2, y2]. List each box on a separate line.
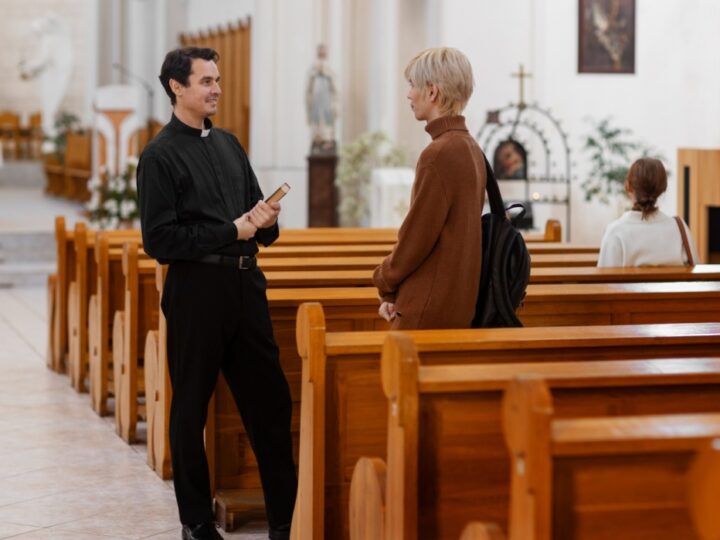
[196, 254, 257, 270]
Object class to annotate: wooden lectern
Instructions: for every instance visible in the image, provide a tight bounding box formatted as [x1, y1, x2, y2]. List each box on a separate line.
[677, 149, 720, 263]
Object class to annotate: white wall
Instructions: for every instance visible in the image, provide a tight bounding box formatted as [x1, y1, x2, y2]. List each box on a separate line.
[185, 0, 255, 32]
[439, 0, 720, 243]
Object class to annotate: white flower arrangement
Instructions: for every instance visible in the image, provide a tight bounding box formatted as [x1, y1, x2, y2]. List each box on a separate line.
[86, 159, 139, 229]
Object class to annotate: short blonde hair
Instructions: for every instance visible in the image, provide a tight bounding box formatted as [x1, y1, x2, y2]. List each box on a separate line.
[404, 47, 474, 116]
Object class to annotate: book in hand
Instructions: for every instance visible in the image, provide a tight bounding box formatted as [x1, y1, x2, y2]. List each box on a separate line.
[265, 182, 291, 203]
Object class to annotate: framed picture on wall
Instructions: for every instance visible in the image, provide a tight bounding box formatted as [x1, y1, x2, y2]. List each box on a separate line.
[578, 0, 635, 73]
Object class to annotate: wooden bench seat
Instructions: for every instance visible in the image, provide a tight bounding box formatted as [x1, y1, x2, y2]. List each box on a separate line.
[288, 304, 720, 540]
[347, 334, 720, 540]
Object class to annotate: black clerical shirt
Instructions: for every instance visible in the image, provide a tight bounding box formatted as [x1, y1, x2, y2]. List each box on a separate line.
[137, 114, 278, 264]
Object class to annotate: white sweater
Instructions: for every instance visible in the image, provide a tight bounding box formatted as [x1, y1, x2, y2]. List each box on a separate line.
[597, 210, 699, 267]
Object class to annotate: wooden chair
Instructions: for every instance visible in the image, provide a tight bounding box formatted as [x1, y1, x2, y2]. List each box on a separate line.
[63, 131, 92, 201]
[0, 111, 20, 160]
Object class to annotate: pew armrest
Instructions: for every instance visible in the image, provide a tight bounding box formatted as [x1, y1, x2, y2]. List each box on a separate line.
[349, 457, 387, 540]
[459, 522, 506, 540]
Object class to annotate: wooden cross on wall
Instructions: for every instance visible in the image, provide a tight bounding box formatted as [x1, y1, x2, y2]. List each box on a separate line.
[512, 64, 532, 108]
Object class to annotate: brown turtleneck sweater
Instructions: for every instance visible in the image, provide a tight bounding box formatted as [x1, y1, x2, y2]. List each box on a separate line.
[372, 115, 486, 329]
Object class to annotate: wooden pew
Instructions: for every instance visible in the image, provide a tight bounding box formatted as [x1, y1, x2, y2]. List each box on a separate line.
[258, 265, 720, 288]
[257, 252, 598, 272]
[87, 233, 143, 415]
[272, 220, 561, 247]
[258, 242, 598, 259]
[348, 335, 720, 540]
[141, 280, 720, 523]
[523, 219, 561, 242]
[67, 225, 140, 392]
[112, 244, 157, 442]
[67, 222, 96, 391]
[144, 264, 172, 478]
[48, 216, 76, 372]
[290, 305, 720, 540]
[272, 228, 397, 246]
[502, 377, 720, 540]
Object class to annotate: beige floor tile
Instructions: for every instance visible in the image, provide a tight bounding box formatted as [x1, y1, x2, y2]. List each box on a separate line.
[54, 502, 179, 539]
[6, 528, 128, 539]
[0, 522, 38, 538]
[0, 282, 276, 540]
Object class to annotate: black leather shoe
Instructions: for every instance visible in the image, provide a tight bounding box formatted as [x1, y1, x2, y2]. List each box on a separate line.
[181, 522, 223, 540]
[268, 524, 290, 540]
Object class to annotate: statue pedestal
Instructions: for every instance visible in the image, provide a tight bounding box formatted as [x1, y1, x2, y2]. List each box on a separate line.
[307, 153, 338, 227]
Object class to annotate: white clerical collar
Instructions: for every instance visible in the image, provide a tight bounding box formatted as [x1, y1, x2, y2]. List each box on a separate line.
[201, 128, 210, 137]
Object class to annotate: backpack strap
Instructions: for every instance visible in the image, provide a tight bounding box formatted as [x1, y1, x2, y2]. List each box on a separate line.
[483, 154, 526, 220]
[674, 216, 695, 266]
[483, 154, 506, 217]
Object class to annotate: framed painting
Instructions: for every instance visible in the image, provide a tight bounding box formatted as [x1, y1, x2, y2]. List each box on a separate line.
[578, 0, 635, 74]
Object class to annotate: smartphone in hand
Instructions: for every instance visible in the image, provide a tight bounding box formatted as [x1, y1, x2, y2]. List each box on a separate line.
[265, 182, 291, 203]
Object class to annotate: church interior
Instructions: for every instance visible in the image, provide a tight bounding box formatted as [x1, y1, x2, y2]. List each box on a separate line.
[1, 0, 720, 538]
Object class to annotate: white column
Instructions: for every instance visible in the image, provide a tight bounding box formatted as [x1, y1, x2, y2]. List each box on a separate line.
[84, 0, 99, 124]
[251, 0, 319, 228]
[367, 0, 399, 140]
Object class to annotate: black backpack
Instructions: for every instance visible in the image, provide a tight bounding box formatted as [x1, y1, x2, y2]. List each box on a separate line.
[471, 156, 531, 328]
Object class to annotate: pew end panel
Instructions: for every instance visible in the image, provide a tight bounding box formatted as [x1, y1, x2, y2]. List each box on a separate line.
[381, 332, 419, 540]
[290, 302, 328, 540]
[502, 378, 553, 540]
[688, 439, 720, 540]
[51, 215, 76, 373]
[349, 457, 386, 540]
[46, 273, 56, 368]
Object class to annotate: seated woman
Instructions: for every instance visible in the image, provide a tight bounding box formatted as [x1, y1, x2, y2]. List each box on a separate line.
[597, 157, 698, 267]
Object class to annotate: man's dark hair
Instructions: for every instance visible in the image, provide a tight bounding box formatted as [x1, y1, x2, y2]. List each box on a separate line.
[159, 47, 219, 105]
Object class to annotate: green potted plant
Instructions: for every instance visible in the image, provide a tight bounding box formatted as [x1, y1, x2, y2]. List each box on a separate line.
[581, 117, 666, 208]
[335, 131, 405, 227]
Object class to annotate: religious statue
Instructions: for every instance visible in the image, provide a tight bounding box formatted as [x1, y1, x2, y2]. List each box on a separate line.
[18, 14, 74, 153]
[305, 44, 338, 154]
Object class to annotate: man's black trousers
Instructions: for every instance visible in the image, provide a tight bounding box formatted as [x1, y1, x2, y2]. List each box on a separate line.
[161, 261, 297, 528]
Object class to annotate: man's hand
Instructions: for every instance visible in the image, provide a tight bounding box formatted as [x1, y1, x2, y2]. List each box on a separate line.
[379, 302, 398, 322]
[234, 213, 258, 240]
[248, 201, 281, 229]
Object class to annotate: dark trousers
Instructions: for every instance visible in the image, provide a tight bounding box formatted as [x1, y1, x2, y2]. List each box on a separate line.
[162, 261, 297, 528]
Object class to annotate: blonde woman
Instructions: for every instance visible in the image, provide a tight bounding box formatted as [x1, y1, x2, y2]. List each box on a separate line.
[373, 47, 486, 329]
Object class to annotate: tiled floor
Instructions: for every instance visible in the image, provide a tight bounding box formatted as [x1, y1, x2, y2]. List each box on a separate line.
[0, 187, 270, 539]
[0, 188, 86, 232]
[0, 287, 270, 539]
